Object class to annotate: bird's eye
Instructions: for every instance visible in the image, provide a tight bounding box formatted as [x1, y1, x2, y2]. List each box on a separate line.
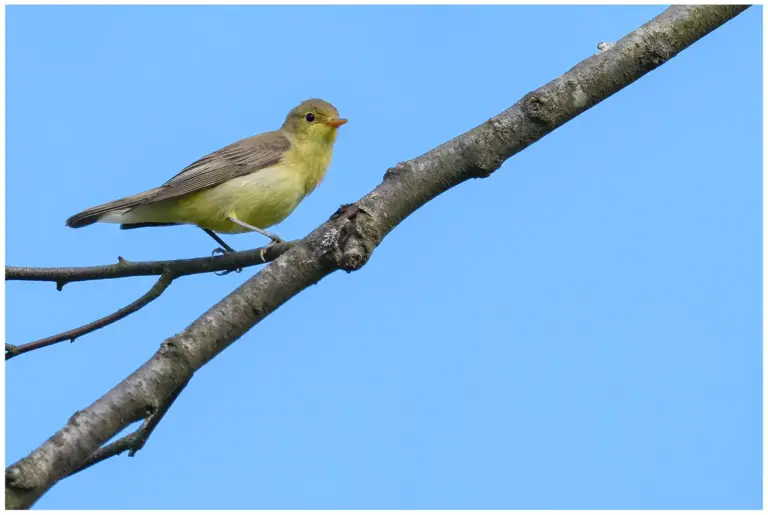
[305, 113, 315, 122]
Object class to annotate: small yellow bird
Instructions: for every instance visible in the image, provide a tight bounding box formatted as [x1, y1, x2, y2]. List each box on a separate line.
[66, 98, 347, 252]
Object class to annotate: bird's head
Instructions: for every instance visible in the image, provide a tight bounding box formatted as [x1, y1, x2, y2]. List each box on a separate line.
[281, 98, 347, 143]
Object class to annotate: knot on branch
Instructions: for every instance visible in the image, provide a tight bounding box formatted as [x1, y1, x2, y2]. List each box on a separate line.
[160, 336, 180, 354]
[465, 118, 511, 179]
[327, 203, 379, 272]
[6, 461, 41, 492]
[633, 40, 670, 72]
[597, 41, 615, 53]
[6, 465, 28, 489]
[156, 337, 196, 379]
[383, 161, 413, 181]
[521, 92, 557, 130]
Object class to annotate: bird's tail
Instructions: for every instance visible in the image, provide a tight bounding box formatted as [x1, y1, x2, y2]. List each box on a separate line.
[65, 188, 163, 228]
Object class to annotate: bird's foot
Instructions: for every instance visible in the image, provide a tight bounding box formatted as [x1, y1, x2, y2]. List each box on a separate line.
[211, 247, 243, 276]
[259, 236, 285, 262]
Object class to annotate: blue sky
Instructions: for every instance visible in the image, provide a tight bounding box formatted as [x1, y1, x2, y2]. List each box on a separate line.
[5, 5, 762, 509]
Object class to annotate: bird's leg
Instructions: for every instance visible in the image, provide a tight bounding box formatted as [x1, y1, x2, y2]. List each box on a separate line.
[226, 216, 284, 262]
[202, 229, 242, 276]
[203, 228, 237, 254]
[226, 216, 284, 243]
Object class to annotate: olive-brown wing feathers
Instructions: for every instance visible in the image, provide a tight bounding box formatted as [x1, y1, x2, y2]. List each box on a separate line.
[153, 131, 290, 201]
[65, 131, 291, 228]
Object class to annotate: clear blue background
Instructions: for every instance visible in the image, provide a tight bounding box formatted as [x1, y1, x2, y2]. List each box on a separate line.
[5, 5, 762, 509]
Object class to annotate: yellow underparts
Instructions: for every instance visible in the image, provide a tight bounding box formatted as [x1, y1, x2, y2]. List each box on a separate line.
[120, 135, 335, 234]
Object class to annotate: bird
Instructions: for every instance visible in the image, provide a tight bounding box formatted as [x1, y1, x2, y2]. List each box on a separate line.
[66, 98, 347, 254]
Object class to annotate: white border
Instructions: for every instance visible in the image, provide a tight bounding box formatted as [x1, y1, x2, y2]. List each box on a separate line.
[1, 2, 764, 514]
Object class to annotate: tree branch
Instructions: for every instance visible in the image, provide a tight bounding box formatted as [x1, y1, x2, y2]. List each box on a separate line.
[66, 379, 190, 478]
[5, 240, 295, 289]
[6, 269, 175, 361]
[5, 5, 749, 509]
[5, 242, 294, 359]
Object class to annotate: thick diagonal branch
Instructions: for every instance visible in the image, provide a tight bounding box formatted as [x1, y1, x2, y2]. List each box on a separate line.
[5, 5, 749, 509]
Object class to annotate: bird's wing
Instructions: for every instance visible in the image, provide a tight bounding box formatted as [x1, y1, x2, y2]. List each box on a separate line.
[148, 130, 292, 203]
[65, 131, 291, 228]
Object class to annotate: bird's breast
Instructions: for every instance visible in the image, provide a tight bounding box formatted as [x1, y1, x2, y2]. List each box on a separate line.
[281, 137, 335, 196]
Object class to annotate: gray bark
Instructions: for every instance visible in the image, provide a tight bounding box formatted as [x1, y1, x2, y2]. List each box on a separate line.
[5, 5, 750, 509]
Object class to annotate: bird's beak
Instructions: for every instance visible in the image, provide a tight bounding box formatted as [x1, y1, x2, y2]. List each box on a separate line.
[325, 118, 348, 128]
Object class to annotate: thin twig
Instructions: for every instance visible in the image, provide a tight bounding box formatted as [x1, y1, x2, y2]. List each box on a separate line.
[4, 241, 294, 359]
[67, 379, 190, 477]
[6, 269, 177, 361]
[5, 240, 295, 288]
[4, 242, 294, 360]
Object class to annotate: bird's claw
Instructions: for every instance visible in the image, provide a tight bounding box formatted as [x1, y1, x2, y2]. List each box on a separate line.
[214, 265, 243, 276]
[259, 239, 283, 262]
[214, 268, 242, 276]
[211, 247, 242, 276]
